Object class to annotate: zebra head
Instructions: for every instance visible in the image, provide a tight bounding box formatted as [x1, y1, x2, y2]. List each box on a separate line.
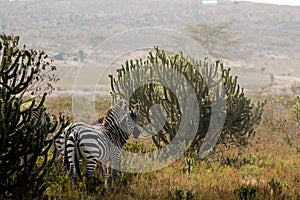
[107, 100, 141, 139]
[128, 104, 141, 138]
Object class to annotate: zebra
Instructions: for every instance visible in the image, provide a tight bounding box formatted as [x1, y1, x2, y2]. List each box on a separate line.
[55, 106, 119, 158]
[66, 101, 141, 190]
[54, 122, 98, 156]
[54, 109, 117, 177]
[54, 109, 112, 158]
[54, 122, 102, 173]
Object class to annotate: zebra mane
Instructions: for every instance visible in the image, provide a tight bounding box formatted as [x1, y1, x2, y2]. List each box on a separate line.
[101, 108, 114, 127]
[92, 104, 122, 127]
[101, 101, 131, 146]
[103, 101, 127, 126]
[93, 112, 108, 125]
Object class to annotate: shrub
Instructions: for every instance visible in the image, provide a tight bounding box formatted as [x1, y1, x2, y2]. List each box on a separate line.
[0, 34, 68, 199]
[234, 185, 257, 200]
[109, 47, 264, 154]
[268, 178, 283, 196]
[290, 96, 300, 135]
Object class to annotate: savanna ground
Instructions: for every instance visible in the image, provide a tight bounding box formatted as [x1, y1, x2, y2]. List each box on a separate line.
[43, 94, 300, 200]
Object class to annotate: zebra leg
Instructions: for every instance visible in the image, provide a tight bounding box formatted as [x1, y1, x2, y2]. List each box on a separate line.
[66, 140, 76, 189]
[99, 162, 104, 177]
[102, 161, 109, 188]
[85, 159, 97, 194]
[111, 153, 121, 186]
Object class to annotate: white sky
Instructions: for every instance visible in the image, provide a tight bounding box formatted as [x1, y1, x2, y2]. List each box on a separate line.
[236, 0, 300, 6]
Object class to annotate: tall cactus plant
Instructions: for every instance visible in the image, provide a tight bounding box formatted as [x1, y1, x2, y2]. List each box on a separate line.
[290, 96, 300, 135]
[110, 47, 264, 152]
[0, 34, 68, 199]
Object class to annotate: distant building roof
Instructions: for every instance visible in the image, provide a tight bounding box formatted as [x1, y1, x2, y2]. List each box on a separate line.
[202, 0, 218, 5]
[53, 53, 64, 61]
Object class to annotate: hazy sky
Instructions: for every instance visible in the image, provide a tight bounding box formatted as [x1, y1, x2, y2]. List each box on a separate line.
[2, 0, 300, 5]
[237, 0, 300, 6]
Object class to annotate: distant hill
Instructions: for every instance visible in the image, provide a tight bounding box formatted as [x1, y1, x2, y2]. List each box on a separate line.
[0, 0, 299, 94]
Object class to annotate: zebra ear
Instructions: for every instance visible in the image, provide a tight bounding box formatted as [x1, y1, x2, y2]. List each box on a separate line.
[117, 100, 129, 111]
[133, 104, 140, 114]
[116, 100, 124, 107]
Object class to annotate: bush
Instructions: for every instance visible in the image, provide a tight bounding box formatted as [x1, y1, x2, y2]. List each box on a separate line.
[0, 34, 68, 199]
[109, 47, 264, 154]
[290, 96, 300, 135]
[234, 185, 257, 200]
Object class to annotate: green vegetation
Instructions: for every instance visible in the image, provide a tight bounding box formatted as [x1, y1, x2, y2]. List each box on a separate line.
[234, 185, 257, 200]
[290, 96, 300, 135]
[109, 47, 265, 153]
[0, 34, 68, 199]
[42, 95, 300, 199]
[1, 35, 300, 199]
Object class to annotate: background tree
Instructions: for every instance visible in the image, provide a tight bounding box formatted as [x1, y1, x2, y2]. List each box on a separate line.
[185, 21, 239, 58]
[110, 47, 264, 155]
[0, 34, 68, 199]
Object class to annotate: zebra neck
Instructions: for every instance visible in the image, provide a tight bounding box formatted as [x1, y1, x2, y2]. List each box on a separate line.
[104, 117, 130, 147]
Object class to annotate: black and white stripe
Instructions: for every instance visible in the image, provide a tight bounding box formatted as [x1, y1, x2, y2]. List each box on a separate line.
[54, 122, 101, 171]
[54, 122, 98, 157]
[66, 101, 140, 188]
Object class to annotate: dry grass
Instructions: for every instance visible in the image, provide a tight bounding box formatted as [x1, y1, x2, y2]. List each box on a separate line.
[43, 95, 300, 199]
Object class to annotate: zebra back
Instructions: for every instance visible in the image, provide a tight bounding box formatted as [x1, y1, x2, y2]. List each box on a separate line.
[54, 122, 101, 164]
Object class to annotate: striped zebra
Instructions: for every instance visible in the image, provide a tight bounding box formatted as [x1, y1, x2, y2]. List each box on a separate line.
[66, 101, 141, 190]
[55, 106, 118, 159]
[54, 122, 101, 172]
[54, 110, 110, 159]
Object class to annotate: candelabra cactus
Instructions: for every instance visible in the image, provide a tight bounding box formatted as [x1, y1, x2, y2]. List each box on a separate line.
[0, 34, 68, 199]
[110, 47, 264, 152]
[291, 96, 300, 135]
